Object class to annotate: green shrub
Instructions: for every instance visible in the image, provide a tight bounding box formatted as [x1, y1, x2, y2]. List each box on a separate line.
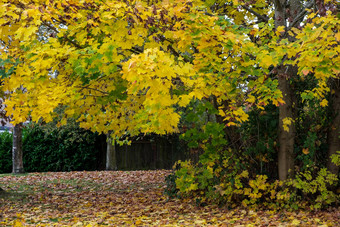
[164, 171, 179, 199]
[285, 168, 339, 209]
[23, 123, 102, 172]
[172, 154, 339, 210]
[0, 131, 12, 173]
[0, 122, 103, 173]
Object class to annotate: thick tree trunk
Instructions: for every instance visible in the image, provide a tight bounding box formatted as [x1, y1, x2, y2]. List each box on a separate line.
[106, 133, 117, 171]
[278, 72, 296, 180]
[274, 0, 300, 180]
[327, 78, 340, 175]
[12, 123, 24, 174]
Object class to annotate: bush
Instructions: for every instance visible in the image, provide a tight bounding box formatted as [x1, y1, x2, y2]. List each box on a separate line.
[172, 151, 339, 210]
[0, 122, 103, 173]
[0, 131, 12, 173]
[23, 123, 102, 172]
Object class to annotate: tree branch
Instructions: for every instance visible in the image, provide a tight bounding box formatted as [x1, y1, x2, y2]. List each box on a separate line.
[81, 87, 109, 95]
[241, 5, 269, 22]
[129, 47, 143, 55]
[288, 0, 314, 29]
[41, 22, 83, 49]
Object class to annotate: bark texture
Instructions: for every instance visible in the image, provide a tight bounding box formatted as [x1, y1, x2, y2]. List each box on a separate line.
[278, 72, 296, 180]
[12, 123, 24, 174]
[327, 79, 340, 175]
[274, 0, 300, 180]
[106, 133, 117, 171]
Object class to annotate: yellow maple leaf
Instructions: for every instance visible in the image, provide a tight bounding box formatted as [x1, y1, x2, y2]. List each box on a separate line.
[302, 148, 309, 155]
[227, 122, 237, 126]
[260, 54, 274, 68]
[335, 32, 340, 41]
[291, 219, 300, 225]
[320, 99, 328, 107]
[135, 219, 142, 225]
[246, 95, 256, 103]
[178, 94, 192, 107]
[276, 26, 285, 36]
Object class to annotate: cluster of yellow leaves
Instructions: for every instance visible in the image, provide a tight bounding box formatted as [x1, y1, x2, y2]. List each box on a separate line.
[122, 48, 196, 134]
[282, 117, 294, 132]
[289, 13, 339, 101]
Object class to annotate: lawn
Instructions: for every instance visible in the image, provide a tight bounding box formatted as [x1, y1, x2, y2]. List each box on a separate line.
[0, 170, 339, 226]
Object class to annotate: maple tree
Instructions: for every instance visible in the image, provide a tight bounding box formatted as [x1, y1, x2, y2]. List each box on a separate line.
[169, 0, 339, 207]
[0, 0, 282, 133]
[0, 0, 339, 194]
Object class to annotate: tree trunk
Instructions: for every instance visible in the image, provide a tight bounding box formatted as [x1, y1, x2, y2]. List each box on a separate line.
[327, 78, 340, 175]
[274, 0, 300, 180]
[106, 133, 117, 171]
[278, 72, 296, 180]
[12, 123, 24, 174]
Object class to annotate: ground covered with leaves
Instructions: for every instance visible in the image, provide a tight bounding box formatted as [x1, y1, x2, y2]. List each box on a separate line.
[0, 170, 339, 226]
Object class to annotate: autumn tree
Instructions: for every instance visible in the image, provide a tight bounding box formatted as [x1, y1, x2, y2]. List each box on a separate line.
[204, 0, 339, 179]
[0, 0, 339, 184]
[0, 1, 275, 138]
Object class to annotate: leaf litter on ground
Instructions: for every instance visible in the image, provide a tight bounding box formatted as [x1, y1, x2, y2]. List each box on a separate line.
[0, 170, 339, 226]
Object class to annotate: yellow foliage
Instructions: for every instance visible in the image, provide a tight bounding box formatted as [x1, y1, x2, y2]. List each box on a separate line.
[282, 117, 294, 132]
[320, 99, 328, 107]
[0, 0, 338, 140]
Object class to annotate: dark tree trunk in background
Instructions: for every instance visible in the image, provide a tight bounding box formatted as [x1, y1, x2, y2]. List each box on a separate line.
[327, 79, 340, 175]
[12, 123, 24, 174]
[106, 133, 117, 171]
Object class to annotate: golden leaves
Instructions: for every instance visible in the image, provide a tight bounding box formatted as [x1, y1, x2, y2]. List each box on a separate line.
[282, 117, 294, 132]
[320, 99, 328, 107]
[0, 0, 338, 136]
[335, 32, 340, 42]
[257, 51, 275, 69]
[1, 170, 338, 226]
[121, 48, 197, 134]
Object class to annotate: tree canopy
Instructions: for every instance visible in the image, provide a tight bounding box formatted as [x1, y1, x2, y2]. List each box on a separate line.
[0, 0, 297, 135]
